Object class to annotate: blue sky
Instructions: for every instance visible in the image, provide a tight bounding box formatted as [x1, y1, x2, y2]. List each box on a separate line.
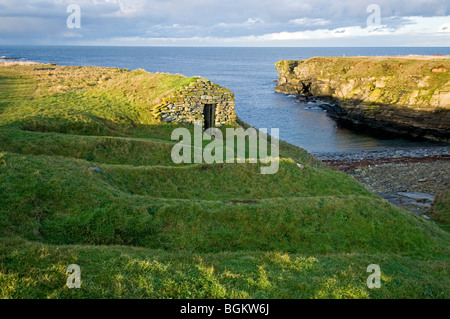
[0, 0, 449, 46]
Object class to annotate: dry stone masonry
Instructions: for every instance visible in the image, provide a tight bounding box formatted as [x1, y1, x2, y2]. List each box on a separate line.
[152, 78, 236, 127]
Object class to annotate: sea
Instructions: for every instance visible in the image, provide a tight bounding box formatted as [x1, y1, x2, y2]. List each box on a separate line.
[1, 45, 449, 154]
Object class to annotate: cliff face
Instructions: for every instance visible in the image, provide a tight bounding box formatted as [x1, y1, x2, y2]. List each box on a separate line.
[275, 57, 450, 141]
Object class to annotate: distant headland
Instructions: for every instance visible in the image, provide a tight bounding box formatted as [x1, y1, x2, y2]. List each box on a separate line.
[275, 55, 450, 142]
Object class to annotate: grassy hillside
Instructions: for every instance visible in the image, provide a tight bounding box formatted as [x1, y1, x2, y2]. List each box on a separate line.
[431, 187, 450, 229]
[0, 63, 449, 299]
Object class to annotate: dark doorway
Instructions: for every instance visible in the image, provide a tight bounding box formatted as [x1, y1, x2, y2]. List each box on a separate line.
[203, 104, 215, 130]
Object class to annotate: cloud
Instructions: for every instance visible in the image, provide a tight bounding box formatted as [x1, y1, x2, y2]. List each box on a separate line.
[439, 23, 450, 31]
[99, 15, 450, 47]
[61, 31, 83, 38]
[290, 18, 331, 27]
[216, 18, 265, 28]
[0, 0, 448, 45]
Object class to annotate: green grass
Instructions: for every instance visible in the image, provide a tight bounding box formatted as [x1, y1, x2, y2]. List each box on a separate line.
[431, 187, 450, 230]
[0, 64, 449, 299]
[1, 237, 448, 299]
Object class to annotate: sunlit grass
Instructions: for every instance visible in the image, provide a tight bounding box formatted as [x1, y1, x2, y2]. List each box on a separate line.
[0, 64, 448, 299]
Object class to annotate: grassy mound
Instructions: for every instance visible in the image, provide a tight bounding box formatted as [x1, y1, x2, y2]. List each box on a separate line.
[431, 187, 450, 228]
[0, 64, 449, 299]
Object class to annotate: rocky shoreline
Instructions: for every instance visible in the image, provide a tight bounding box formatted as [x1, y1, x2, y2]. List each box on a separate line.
[316, 147, 450, 218]
[275, 56, 450, 142]
[274, 55, 450, 219]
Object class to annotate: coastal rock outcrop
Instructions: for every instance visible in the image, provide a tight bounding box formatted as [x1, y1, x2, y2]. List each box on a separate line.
[275, 56, 450, 141]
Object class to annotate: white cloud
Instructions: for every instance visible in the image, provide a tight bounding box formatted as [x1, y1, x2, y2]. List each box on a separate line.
[97, 15, 450, 46]
[235, 15, 450, 42]
[290, 18, 330, 27]
[246, 18, 264, 24]
[217, 18, 265, 28]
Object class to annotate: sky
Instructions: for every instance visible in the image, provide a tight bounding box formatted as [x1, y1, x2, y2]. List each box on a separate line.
[0, 0, 449, 46]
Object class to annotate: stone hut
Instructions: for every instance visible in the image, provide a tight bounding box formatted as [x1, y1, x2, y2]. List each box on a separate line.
[152, 78, 236, 129]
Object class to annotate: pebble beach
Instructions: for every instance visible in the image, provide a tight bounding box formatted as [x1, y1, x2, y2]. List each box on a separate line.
[317, 147, 450, 218]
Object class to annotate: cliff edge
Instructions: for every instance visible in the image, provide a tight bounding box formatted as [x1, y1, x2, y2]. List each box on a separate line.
[275, 56, 450, 141]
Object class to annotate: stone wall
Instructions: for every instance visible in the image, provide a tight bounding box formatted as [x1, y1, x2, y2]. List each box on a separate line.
[152, 78, 236, 126]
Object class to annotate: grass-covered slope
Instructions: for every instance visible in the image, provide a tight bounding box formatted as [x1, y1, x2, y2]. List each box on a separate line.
[0, 63, 449, 298]
[431, 187, 450, 228]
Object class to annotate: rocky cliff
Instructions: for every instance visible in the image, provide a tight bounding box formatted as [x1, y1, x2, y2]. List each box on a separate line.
[275, 56, 450, 141]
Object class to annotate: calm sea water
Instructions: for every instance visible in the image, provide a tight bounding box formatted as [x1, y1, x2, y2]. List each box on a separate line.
[1, 45, 449, 153]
